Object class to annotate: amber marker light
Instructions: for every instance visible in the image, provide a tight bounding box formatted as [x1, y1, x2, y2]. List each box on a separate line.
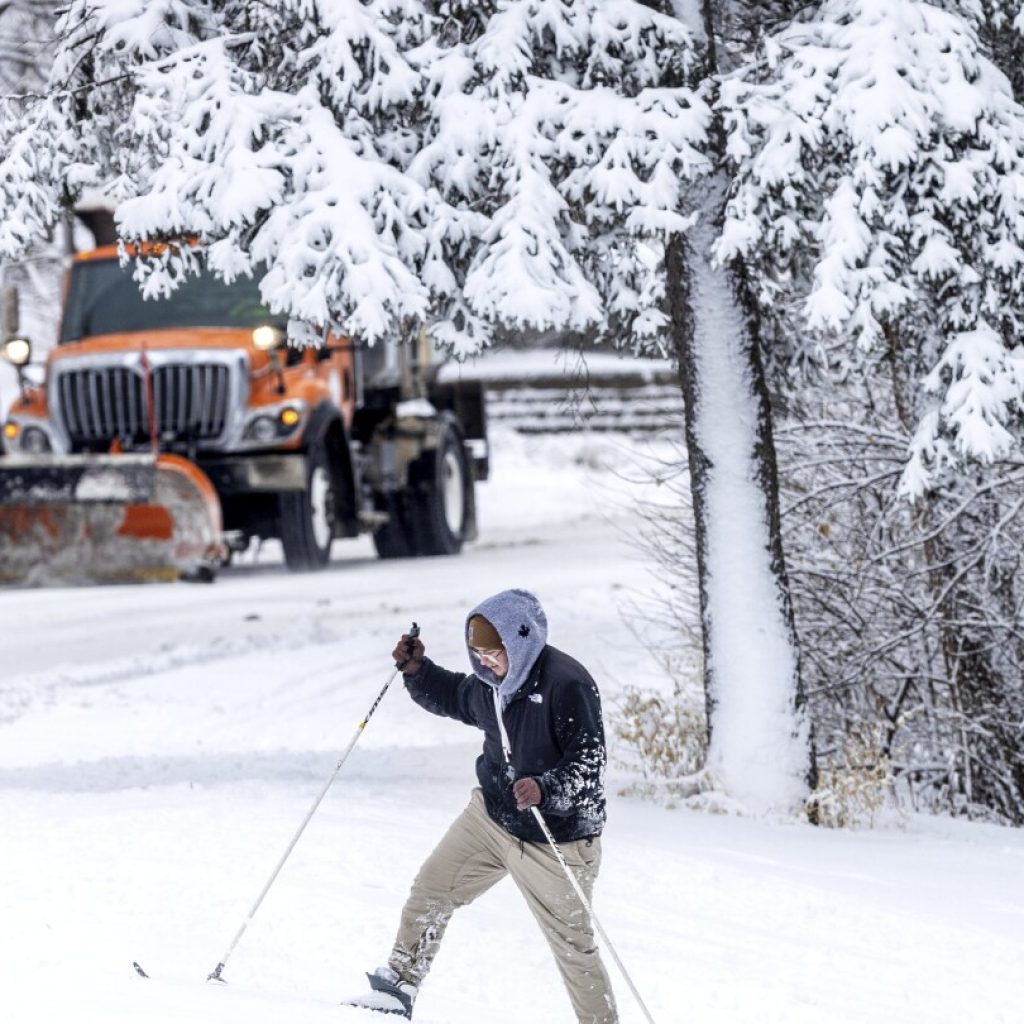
[280, 407, 301, 428]
[3, 422, 18, 441]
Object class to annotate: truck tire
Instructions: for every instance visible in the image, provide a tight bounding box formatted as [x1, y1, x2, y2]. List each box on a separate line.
[410, 422, 472, 556]
[371, 492, 417, 560]
[279, 443, 336, 571]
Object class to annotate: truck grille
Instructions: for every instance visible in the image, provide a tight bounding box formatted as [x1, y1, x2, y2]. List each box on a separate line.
[55, 363, 233, 447]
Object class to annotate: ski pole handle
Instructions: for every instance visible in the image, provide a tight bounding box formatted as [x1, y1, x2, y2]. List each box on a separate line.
[394, 621, 421, 671]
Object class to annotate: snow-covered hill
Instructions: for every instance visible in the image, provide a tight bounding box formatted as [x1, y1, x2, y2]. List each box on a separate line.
[2, 429, 1022, 1024]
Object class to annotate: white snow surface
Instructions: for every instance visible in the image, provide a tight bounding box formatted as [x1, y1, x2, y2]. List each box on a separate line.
[2, 428, 1023, 1024]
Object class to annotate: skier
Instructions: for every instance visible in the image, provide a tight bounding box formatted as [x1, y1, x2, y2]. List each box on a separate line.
[353, 589, 618, 1022]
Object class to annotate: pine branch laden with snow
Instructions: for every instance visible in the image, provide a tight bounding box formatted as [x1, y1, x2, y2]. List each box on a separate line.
[0, 0, 711, 357]
[60, 0, 441, 345]
[409, 0, 711, 354]
[955, 1, 1024, 102]
[718, 0, 1024, 496]
[0, 0, 66, 367]
[0, 0, 444, 341]
[0, 1, 72, 259]
[0, 1, 54, 93]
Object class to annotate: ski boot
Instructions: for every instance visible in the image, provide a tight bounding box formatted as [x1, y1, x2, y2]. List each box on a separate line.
[344, 966, 417, 1019]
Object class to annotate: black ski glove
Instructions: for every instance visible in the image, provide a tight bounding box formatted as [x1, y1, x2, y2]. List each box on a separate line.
[393, 634, 425, 675]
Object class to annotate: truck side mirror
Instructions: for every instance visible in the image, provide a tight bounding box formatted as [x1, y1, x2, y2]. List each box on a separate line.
[1, 284, 19, 340]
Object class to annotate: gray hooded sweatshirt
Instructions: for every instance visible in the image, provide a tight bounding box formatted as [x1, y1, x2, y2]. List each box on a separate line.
[464, 588, 548, 709]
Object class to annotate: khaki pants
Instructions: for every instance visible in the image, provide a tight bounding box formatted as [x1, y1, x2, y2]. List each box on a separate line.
[388, 788, 618, 1024]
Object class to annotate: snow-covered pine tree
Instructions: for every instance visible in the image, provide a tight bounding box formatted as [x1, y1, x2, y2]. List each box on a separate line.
[954, 0, 1024, 101]
[0, 0, 697, 387]
[719, 0, 1024, 820]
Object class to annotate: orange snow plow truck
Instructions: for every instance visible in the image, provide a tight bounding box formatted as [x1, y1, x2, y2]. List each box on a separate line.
[0, 243, 486, 585]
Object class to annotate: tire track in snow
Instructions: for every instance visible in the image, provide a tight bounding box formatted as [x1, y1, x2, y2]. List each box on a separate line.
[0, 743, 476, 793]
[0, 615, 384, 725]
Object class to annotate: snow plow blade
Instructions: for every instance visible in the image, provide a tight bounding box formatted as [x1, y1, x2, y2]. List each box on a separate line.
[0, 453, 224, 584]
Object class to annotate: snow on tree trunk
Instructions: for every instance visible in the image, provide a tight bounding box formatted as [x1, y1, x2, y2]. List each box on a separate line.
[667, 177, 811, 814]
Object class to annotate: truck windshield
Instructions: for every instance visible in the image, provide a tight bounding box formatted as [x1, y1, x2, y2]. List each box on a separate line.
[60, 258, 283, 342]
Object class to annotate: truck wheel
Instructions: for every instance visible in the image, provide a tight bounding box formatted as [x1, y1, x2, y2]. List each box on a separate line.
[410, 424, 472, 556]
[371, 492, 417, 560]
[279, 444, 336, 571]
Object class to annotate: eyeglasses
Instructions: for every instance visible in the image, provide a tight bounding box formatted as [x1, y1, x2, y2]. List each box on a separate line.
[471, 647, 506, 666]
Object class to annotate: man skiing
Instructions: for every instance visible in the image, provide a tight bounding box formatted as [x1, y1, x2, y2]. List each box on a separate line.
[353, 588, 618, 1023]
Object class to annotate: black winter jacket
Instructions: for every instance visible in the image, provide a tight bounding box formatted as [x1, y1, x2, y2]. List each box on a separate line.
[404, 645, 607, 844]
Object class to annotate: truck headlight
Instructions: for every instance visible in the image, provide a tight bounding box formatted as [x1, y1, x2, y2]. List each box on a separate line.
[3, 337, 31, 366]
[20, 425, 52, 453]
[253, 325, 284, 351]
[246, 416, 278, 443]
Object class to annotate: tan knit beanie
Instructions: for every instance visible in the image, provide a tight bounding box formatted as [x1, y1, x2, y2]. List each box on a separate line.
[467, 615, 502, 650]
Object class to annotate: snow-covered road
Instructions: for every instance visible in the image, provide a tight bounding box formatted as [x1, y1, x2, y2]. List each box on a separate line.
[3, 430, 1023, 1024]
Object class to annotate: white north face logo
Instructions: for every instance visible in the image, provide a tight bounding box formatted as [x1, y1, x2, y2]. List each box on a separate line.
[529, 694, 543, 704]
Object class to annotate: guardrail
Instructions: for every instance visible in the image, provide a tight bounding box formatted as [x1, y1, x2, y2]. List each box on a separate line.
[486, 382, 684, 434]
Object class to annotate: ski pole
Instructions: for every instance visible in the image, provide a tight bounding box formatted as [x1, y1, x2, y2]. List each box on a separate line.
[206, 622, 420, 983]
[529, 806, 657, 1024]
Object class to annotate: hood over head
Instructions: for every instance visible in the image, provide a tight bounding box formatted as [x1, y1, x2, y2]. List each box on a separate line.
[466, 589, 548, 707]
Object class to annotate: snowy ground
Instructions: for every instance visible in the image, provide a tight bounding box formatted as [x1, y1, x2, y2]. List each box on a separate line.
[3, 427, 1024, 1024]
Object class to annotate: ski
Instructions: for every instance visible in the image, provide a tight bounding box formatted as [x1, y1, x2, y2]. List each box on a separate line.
[340, 972, 415, 1018]
[341, 993, 410, 1018]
